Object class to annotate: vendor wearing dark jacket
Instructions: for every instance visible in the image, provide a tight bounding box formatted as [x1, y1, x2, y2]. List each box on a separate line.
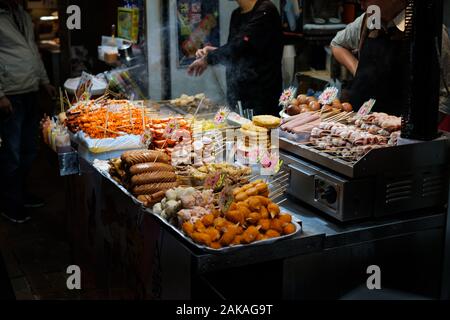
[331, 0, 450, 117]
[187, 0, 283, 116]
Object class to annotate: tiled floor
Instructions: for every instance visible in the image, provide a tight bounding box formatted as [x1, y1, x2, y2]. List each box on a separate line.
[0, 147, 98, 300]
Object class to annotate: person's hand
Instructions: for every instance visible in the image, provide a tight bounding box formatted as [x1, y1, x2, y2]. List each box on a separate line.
[43, 84, 57, 98]
[195, 46, 217, 59]
[187, 58, 208, 77]
[0, 96, 13, 117]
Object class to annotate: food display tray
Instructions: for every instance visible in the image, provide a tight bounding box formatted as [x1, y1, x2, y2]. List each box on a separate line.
[93, 161, 303, 254]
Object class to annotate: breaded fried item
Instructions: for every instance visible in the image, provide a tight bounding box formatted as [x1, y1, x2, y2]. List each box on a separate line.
[259, 206, 269, 219]
[205, 227, 221, 242]
[279, 214, 292, 225]
[247, 212, 261, 225]
[253, 115, 281, 129]
[202, 214, 215, 227]
[194, 220, 206, 232]
[182, 222, 195, 236]
[225, 210, 245, 225]
[191, 232, 212, 246]
[268, 203, 281, 218]
[242, 226, 259, 244]
[210, 242, 222, 250]
[266, 230, 281, 239]
[283, 223, 297, 235]
[270, 219, 284, 233]
[259, 219, 271, 232]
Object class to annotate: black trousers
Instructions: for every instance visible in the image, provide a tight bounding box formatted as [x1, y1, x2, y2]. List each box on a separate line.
[0, 252, 15, 300]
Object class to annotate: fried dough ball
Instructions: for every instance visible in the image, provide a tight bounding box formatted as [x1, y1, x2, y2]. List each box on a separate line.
[259, 206, 269, 219]
[242, 226, 260, 244]
[205, 227, 221, 242]
[191, 232, 212, 246]
[229, 202, 238, 211]
[220, 229, 238, 246]
[256, 233, 265, 241]
[231, 235, 243, 246]
[202, 214, 215, 227]
[247, 212, 261, 225]
[210, 242, 222, 250]
[235, 192, 248, 202]
[255, 183, 268, 194]
[248, 197, 262, 211]
[246, 187, 259, 197]
[268, 203, 281, 218]
[235, 225, 245, 235]
[194, 220, 206, 232]
[236, 203, 251, 219]
[226, 210, 245, 225]
[259, 219, 271, 232]
[255, 196, 270, 206]
[260, 190, 270, 197]
[266, 230, 281, 239]
[283, 223, 297, 235]
[214, 217, 227, 230]
[279, 214, 292, 225]
[182, 222, 195, 236]
[270, 219, 284, 233]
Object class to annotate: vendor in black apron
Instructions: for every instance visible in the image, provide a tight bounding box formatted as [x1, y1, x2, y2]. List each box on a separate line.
[331, 0, 409, 116]
[186, 0, 283, 116]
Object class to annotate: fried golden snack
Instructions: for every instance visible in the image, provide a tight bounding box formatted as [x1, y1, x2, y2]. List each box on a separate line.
[235, 192, 249, 202]
[229, 202, 238, 211]
[259, 206, 269, 219]
[255, 196, 270, 206]
[248, 197, 262, 211]
[214, 217, 227, 230]
[182, 222, 195, 236]
[246, 187, 259, 197]
[283, 223, 297, 235]
[256, 233, 265, 241]
[194, 220, 206, 233]
[259, 219, 271, 232]
[270, 219, 284, 233]
[266, 230, 281, 239]
[247, 212, 261, 225]
[231, 235, 243, 246]
[279, 214, 292, 225]
[202, 214, 215, 227]
[205, 227, 221, 242]
[255, 183, 268, 194]
[236, 203, 251, 219]
[220, 229, 238, 246]
[268, 203, 281, 219]
[242, 226, 259, 244]
[191, 232, 212, 246]
[210, 242, 222, 250]
[225, 210, 245, 225]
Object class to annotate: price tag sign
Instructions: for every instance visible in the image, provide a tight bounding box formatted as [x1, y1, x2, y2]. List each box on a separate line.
[214, 107, 230, 125]
[140, 129, 153, 148]
[163, 119, 179, 139]
[204, 172, 226, 191]
[279, 86, 297, 108]
[356, 99, 377, 118]
[318, 87, 339, 105]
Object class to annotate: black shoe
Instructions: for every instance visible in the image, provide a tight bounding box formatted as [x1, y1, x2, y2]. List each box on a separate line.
[1, 211, 31, 224]
[23, 194, 45, 209]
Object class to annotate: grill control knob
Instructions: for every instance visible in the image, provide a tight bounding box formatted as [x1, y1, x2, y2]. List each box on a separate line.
[321, 186, 337, 204]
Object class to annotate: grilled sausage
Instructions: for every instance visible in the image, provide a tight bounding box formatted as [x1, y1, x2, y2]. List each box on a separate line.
[133, 182, 179, 196]
[121, 150, 170, 166]
[131, 172, 177, 186]
[129, 162, 174, 175]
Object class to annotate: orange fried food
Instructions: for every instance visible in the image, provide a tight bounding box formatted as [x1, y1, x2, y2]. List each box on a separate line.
[259, 219, 271, 232]
[270, 219, 284, 233]
[214, 217, 227, 230]
[182, 222, 195, 236]
[210, 242, 222, 250]
[266, 230, 281, 239]
[194, 220, 206, 233]
[229, 202, 238, 211]
[248, 197, 262, 211]
[242, 226, 260, 244]
[259, 206, 269, 219]
[231, 235, 243, 246]
[225, 210, 245, 225]
[235, 192, 248, 202]
[220, 229, 238, 246]
[205, 227, 221, 242]
[254, 183, 268, 194]
[246, 187, 259, 197]
[279, 214, 292, 225]
[256, 233, 265, 241]
[255, 196, 270, 206]
[247, 212, 261, 225]
[283, 223, 297, 235]
[236, 203, 251, 218]
[191, 232, 212, 246]
[268, 203, 281, 218]
[202, 214, 215, 227]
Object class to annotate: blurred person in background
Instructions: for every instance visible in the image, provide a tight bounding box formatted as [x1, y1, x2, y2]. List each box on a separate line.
[331, 0, 450, 120]
[0, 0, 56, 223]
[187, 0, 283, 116]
